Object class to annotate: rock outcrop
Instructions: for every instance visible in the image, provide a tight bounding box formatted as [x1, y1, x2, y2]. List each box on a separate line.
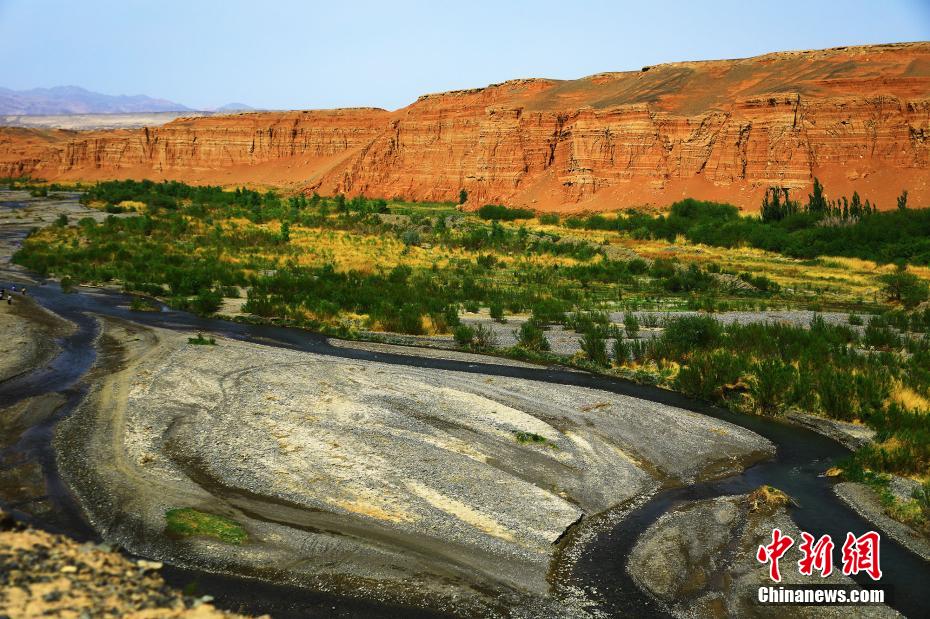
[2, 43, 929, 211]
[627, 491, 899, 618]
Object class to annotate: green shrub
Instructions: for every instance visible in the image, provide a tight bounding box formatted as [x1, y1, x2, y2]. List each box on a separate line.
[187, 289, 222, 315]
[914, 481, 930, 522]
[165, 508, 246, 544]
[864, 319, 902, 349]
[539, 213, 560, 225]
[673, 349, 746, 401]
[477, 204, 535, 221]
[749, 359, 797, 415]
[453, 324, 475, 347]
[656, 315, 722, 361]
[129, 297, 160, 312]
[613, 338, 631, 365]
[623, 312, 640, 338]
[472, 324, 498, 351]
[880, 272, 929, 307]
[580, 328, 608, 367]
[188, 333, 217, 345]
[513, 430, 547, 444]
[530, 298, 567, 324]
[398, 303, 424, 334]
[516, 319, 549, 352]
[444, 304, 461, 327]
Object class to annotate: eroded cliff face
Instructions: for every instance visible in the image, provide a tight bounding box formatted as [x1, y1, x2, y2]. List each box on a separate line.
[2, 43, 929, 211]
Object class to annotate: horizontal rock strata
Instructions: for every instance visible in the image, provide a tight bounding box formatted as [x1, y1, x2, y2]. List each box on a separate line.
[2, 43, 929, 211]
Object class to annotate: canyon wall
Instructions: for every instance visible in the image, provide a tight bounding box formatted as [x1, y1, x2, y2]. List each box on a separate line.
[2, 43, 929, 211]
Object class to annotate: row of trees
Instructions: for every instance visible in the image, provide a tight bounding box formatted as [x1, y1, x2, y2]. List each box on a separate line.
[566, 181, 930, 266]
[759, 179, 883, 223]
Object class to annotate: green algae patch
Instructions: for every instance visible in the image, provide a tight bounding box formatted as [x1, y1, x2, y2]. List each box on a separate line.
[165, 508, 247, 544]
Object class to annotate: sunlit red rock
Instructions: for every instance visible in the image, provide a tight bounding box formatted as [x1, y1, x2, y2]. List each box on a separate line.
[2, 43, 928, 211]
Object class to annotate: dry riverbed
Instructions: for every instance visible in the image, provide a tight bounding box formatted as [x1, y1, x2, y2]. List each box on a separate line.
[56, 316, 773, 614]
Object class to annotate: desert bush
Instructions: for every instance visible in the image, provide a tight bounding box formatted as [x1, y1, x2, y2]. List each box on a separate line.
[538, 213, 560, 225]
[749, 358, 797, 415]
[516, 319, 549, 352]
[472, 324, 498, 351]
[655, 314, 722, 361]
[613, 338, 630, 365]
[673, 349, 746, 401]
[477, 204, 535, 221]
[580, 328, 608, 367]
[453, 324, 475, 347]
[623, 312, 640, 338]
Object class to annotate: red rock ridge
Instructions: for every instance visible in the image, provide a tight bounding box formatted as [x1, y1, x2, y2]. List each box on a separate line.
[2, 42, 929, 211]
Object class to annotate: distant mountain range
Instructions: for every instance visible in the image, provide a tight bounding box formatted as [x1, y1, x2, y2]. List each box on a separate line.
[215, 102, 255, 112]
[0, 86, 252, 115]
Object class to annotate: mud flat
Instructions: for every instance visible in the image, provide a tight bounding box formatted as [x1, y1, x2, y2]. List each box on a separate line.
[628, 493, 899, 618]
[56, 317, 773, 614]
[0, 295, 71, 384]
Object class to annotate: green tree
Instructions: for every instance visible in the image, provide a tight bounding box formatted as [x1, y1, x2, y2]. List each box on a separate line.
[879, 271, 929, 307]
[897, 190, 909, 211]
[807, 177, 828, 216]
[458, 188, 468, 205]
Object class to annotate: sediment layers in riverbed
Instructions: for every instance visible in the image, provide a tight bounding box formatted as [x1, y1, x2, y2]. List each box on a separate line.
[56, 317, 772, 611]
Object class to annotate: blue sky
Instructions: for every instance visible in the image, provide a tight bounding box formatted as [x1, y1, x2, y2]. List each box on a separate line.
[1, 0, 928, 111]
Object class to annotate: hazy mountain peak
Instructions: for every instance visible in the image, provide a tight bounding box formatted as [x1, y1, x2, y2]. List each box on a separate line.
[214, 102, 255, 112]
[0, 85, 192, 115]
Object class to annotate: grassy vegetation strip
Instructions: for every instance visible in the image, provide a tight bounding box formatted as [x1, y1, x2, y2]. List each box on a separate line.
[165, 508, 247, 544]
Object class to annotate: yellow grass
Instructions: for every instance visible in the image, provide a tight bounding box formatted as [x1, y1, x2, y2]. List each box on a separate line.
[891, 383, 930, 412]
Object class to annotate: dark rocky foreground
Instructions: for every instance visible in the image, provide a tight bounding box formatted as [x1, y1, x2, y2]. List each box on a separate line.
[0, 509, 258, 618]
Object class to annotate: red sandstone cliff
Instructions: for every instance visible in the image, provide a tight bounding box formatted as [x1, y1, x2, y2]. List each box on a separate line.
[2, 43, 929, 211]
